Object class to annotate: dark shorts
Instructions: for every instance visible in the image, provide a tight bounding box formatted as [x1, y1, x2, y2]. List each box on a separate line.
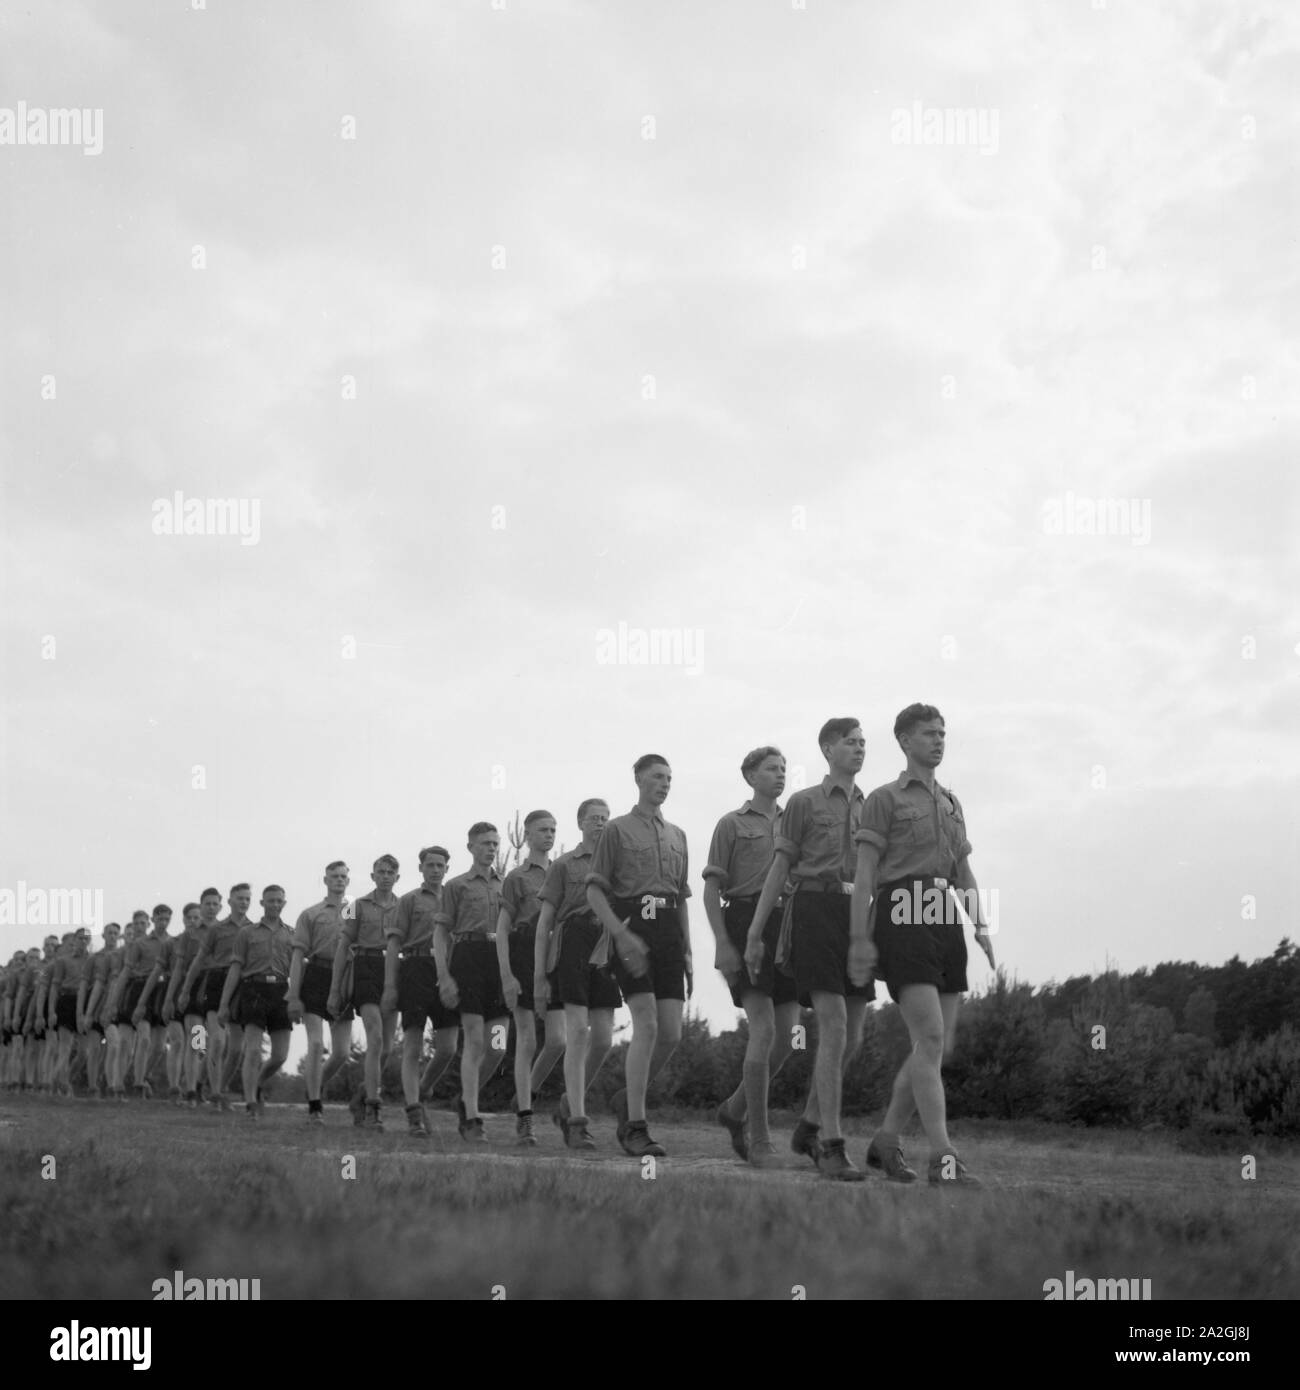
[300, 959, 355, 1024]
[506, 926, 563, 1013]
[55, 994, 79, 1031]
[397, 955, 460, 1032]
[555, 915, 623, 1010]
[238, 978, 292, 1033]
[872, 884, 969, 1003]
[724, 900, 798, 1009]
[119, 977, 148, 1025]
[790, 891, 877, 1007]
[608, 899, 687, 1002]
[198, 967, 229, 1018]
[448, 938, 507, 1020]
[351, 953, 386, 1011]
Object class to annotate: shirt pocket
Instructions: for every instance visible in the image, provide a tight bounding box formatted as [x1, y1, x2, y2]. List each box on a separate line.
[889, 805, 928, 851]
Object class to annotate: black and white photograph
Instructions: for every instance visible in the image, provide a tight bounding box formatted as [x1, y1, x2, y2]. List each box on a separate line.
[1, 0, 1296, 1344]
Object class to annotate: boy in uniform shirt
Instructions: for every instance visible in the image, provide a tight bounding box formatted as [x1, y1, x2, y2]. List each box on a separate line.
[849, 703, 994, 1186]
[78, 924, 121, 1098]
[181, 886, 250, 1110]
[329, 855, 401, 1130]
[46, 931, 89, 1096]
[705, 747, 799, 1168]
[10, 947, 42, 1089]
[114, 909, 167, 1098]
[586, 754, 694, 1160]
[2, 951, 26, 1089]
[131, 905, 175, 1087]
[24, 935, 60, 1091]
[497, 810, 558, 1146]
[140, 909, 187, 1102]
[535, 799, 622, 1149]
[219, 885, 294, 1118]
[101, 918, 144, 1100]
[218, 885, 255, 1096]
[433, 823, 509, 1143]
[287, 861, 356, 1125]
[385, 846, 459, 1137]
[166, 901, 209, 1106]
[744, 718, 874, 1182]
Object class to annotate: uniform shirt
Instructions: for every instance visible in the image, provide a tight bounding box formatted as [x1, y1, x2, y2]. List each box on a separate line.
[154, 935, 178, 982]
[539, 843, 597, 923]
[170, 932, 204, 989]
[435, 864, 503, 938]
[293, 900, 349, 964]
[855, 772, 973, 882]
[195, 917, 246, 973]
[89, 948, 122, 1006]
[50, 953, 88, 995]
[231, 918, 294, 978]
[586, 806, 691, 900]
[774, 778, 865, 884]
[703, 801, 783, 899]
[341, 892, 400, 951]
[500, 861, 549, 936]
[389, 885, 442, 952]
[125, 935, 164, 980]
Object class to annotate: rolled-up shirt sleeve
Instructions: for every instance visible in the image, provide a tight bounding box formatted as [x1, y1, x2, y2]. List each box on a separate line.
[539, 862, 565, 909]
[773, 797, 806, 866]
[231, 927, 250, 970]
[678, 836, 692, 899]
[854, 789, 892, 854]
[702, 817, 734, 890]
[585, 826, 619, 894]
[432, 883, 458, 931]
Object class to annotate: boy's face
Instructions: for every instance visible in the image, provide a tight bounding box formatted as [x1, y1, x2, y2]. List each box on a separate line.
[104, 925, 122, 949]
[578, 803, 609, 840]
[420, 854, 448, 888]
[200, 895, 221, 924]
[371, 863, 399, 894]
[153, 909, 172, 934]
[229, 887, 252, 917]
[468, 833, 499, 868]
[324, 866, 350, 895]
[525, 818, 557, 854]
[637, 762, 672, 805]
[901, 718, 945, 769]
[183, 908, 202, 933]
[261, 888, 287, 920]
[74, 931, 90, 957]
[43, 936, 58, 959]
[824, 727, 865, 776]
[747, 755, 786, 801]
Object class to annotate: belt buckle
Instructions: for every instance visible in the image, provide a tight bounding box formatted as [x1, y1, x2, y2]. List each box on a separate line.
[839, 881, 854, 895]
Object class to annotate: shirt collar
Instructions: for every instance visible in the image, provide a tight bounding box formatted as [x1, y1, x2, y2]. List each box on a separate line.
[738, 799, 781, 818]
[467, 863, 501, 884]
[631, 804, 665, 826]
[819, 775, 863, 801]
[899, 769, 938, 792]
[255, 917, 284, 930]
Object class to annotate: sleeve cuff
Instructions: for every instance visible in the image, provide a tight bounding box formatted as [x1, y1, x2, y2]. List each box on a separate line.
[584, 872, 612, 894]
[700, 865, 728, 884]
[773, 835, 800, 862]
[853, 827, 888, 851]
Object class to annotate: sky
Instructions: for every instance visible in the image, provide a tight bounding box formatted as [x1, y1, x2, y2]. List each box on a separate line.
[1, 0, 1297, 1062]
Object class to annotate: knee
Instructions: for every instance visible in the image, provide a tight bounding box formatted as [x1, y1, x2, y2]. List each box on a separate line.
[818, 1015, 847, 1050]
[748, 1020, 776, 1055]
[914, 1030, 944, 1065]
[656, 1020, 681, 1050]
[569, 1020, 590, 1048]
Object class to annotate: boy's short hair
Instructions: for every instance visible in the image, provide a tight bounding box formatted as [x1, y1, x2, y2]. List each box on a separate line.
[229, 883, 250, 896]
[262, 885, 285, 896]
[182, 903, 200, 916]
[200, 887, 222, 903]
[740, 745, 784, 782]
[152, 904, 172, 917]
[132, 910, 150, 922]
[524, 810, 555, 829]
[817, 718, 861, 751]
[325, 861, 348, 874]
[373, 854, 399, 871]
[467, 822, 498, 841]
[419, 846, 450, 866]
[576, 798, 609, 822]
[633, 753, 670, 778]
[894, 703, 944, 743]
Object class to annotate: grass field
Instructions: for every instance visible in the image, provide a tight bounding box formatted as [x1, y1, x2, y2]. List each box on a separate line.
[2, 1091, 1297, 1300]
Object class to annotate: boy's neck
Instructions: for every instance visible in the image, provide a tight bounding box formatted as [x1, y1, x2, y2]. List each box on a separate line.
[324, 892, 345, 907]
[825, 765, 856, 793]
[906, 757, 935, 789]
[749, 790, 778, 814]
[526, 850, 549, 868]
[636, 795, 661, 817]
